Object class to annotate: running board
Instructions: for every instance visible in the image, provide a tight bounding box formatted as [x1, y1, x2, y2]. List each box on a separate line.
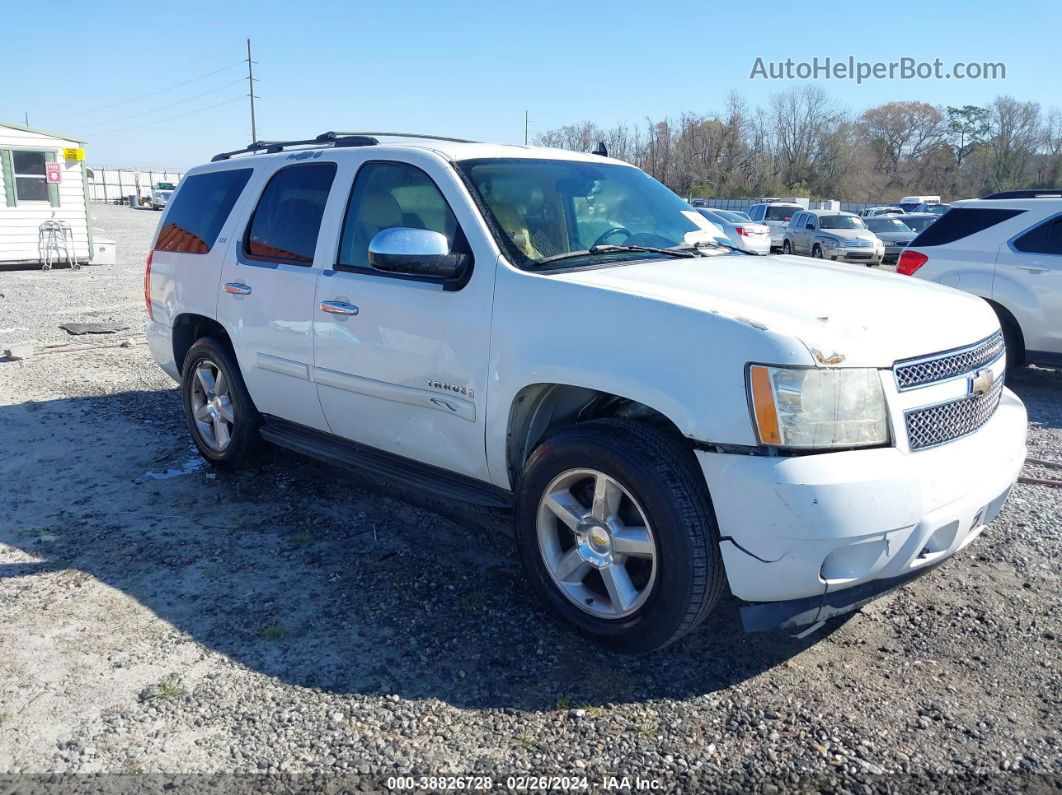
[259, 416, 513, 509]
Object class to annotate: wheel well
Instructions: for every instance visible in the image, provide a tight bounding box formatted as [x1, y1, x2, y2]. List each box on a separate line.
[506, 384, 688, 480]
[985, 299, 1025, 365]
[171, 314, 233, 375]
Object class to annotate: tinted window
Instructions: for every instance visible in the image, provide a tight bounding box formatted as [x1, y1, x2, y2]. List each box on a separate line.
[1014, 216, 1062, 255]
[155, 169, 252, 254]
[748, 205, 764, 221]
[338, 162, 464, 269]
[245, 163, 337, 264]
[911, 208, 1024, 247]
[765, 206, 797, 221]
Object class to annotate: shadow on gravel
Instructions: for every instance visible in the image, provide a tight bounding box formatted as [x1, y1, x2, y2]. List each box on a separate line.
[1006, 366, 1062, 430]
[0, 388, 864, 712]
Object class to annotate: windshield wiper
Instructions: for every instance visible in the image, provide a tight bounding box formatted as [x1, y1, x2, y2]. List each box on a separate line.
[673, 240, 759, 256]
[533, 244, 695, 268]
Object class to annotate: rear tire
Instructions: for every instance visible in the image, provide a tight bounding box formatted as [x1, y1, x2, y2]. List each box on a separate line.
[181, 337, 261, 468]
[782, 240, 791, 255]
[515, 419, 725, 654]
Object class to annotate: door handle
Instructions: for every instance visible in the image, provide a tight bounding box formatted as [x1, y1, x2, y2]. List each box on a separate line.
[1017, 265, 1048, 273]
[320, 300, 359, 316]
[223, 282, 252, 295]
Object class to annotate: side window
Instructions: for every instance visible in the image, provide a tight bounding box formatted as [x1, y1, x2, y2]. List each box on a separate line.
[245, 162, 337, 265]
[912, 208, 1025, 247]
[749, 205, 764, 221]
[1014, 216, 1062, 255]
[806, 215, 816, 229]
[337, 161, 468, 270]
[155, 169, 252, 254]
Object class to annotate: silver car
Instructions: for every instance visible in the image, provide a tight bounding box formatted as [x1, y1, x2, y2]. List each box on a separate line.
[696, 208, 771, 254]
[864, 216, 916, 263]
[782, 210, 884, 265]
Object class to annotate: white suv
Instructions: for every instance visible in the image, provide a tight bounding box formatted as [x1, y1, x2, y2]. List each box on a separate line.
[746, 201, 804, 251]
[145, 132, 1027, 653]
[898, 190, 1062, 368]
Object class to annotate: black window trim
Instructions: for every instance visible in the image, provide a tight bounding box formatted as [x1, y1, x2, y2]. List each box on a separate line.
[1007, 211, 1062, 258]
[241, 161, 338, 269]
[331, 159, 474, 291]
[910, 207, 1026, 248]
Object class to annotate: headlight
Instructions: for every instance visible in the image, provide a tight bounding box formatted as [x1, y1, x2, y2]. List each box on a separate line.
[819, 238, 839, 248]
[748, 365, 888, 449]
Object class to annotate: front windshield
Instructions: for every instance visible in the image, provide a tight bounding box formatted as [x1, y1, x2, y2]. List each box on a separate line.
[819, 215, 866, 230]
[866, 218, 912, 232]
[924, 204, 949, 215]
[458, 158, 721, 268]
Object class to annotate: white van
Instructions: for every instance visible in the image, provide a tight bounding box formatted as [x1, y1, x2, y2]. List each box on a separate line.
[898, 195, 941, 213]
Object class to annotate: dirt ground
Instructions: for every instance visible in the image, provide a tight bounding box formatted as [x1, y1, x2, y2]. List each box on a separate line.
[0, 204, 1059, 791]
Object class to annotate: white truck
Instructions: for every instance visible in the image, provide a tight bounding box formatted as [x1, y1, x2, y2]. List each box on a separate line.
[145, 132, 1027, 653]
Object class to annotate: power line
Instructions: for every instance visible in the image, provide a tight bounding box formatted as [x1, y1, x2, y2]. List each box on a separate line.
[90, 94, 248, 136]
[73, 78, 249, 130]
[42, 60, 246, 121]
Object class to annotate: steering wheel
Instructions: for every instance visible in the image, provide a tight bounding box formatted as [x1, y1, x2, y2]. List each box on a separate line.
[592, 227, 633, 247]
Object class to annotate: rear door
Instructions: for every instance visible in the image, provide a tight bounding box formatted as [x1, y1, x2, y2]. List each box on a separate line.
[997, 213, 1062, 355]
[216, 159, 339, 431]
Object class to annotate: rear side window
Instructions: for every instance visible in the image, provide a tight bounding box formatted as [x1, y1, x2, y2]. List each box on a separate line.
[155, 169, 251, 254]
[911, 208, 1024, 247]
[245, 163, 337, 265]
[1013, 215, 1062, 255]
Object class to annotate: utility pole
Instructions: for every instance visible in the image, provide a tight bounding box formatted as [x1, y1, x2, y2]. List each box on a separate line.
[24, 112, 29, 127]
[246, 38, 257, 143]
[524, 110, 529, 145]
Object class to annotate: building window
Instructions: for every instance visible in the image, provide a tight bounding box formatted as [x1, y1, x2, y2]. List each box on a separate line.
[13, 151, 49, 202]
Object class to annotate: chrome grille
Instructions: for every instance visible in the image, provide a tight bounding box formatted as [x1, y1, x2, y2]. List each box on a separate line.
[894, 331, 1005, 391]
[905, 378, 1004, 451]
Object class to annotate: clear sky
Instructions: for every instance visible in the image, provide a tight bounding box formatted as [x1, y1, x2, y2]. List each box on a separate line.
[3, 0, 1058, 170]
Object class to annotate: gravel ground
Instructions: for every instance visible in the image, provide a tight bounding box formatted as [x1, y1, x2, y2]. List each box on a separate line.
[0, 204, 1059, 792]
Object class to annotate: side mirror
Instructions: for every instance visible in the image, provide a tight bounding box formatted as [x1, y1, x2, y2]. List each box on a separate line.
[368, 228, 470, 280]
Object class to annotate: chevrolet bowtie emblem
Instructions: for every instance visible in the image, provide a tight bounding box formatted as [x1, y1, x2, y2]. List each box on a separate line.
[968, 368, 995, 396]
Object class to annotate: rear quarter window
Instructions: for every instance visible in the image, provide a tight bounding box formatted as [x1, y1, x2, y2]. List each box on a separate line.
[155, 169, 252, 254]
[911, 208, 1025, 247]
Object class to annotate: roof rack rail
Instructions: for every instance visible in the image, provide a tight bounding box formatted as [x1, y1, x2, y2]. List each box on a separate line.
[211, 131, 477, 162]
[981, 189, 1062, 199]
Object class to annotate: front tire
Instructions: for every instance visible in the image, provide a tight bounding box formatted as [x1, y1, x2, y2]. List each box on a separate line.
[515, 419, 725, 654]
[180, 337, 261, 468]
[812, 244, 823, 258]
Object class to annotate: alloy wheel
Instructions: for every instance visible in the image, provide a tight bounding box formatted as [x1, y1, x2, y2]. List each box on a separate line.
[190, 361, 235, 451]
[536, 468, 658, 619]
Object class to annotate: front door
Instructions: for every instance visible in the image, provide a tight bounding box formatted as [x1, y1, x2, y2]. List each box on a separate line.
[312, 157, 495, 481]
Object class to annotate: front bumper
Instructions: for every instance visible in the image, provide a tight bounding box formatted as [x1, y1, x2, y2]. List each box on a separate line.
[696, 387, 1026, 628]
[824, 246, 883, 264]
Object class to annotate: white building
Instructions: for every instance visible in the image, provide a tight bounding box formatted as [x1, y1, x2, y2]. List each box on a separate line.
[0, 121, 93, 265]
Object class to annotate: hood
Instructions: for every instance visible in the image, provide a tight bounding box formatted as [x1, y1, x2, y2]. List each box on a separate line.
[817, 228, 877, 243]
[553, 254, 999, 367]
[873, 230, 914, 243]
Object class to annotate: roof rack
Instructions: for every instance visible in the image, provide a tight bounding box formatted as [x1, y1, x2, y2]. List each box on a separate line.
[980, 189, 1062, 199]
[211, 130, 477, 162]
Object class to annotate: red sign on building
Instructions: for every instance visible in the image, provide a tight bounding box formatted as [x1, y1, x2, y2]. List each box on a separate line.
[45, 163, 62, 183]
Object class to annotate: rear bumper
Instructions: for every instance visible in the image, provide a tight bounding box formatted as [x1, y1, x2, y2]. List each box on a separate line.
[146, 318, 180, 382]
[696, 388, 1026, 625]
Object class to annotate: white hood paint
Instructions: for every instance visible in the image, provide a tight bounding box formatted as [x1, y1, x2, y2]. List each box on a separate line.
[555, 254, 999, 368]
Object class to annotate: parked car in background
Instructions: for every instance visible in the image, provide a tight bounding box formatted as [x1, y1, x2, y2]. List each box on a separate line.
[898, 195, 941, 213]
[897, 213, 939, 234]
[695, 208, 770, 254]
[913, 202, 951, 216]
[864, 216, 916, 263]
[782, 209, 884, 265]
[150, 181, 178, 211]
[746, 201, 803, 251]
[144, 132, 1026, 653]
[898, 190, 1062, 369]
[859, 206, 905, 218]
